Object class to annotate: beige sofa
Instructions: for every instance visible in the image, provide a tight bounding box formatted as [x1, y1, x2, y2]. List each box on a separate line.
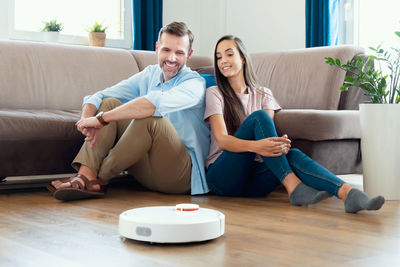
[0, 40, 366, 181]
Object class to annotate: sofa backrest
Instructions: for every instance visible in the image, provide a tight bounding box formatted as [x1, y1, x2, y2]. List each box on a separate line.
[0, 40, 212, 110]
[251, 45, 365, 110]
[0, 40, 363, 111]
[0, 40, 140, 110]
[129, 50, 213, 72]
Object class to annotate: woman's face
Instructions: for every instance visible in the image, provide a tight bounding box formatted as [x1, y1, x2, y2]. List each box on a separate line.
[215, 40, 244, 80]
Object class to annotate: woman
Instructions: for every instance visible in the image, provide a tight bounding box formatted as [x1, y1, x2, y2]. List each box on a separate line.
[204, 35, 384, 213]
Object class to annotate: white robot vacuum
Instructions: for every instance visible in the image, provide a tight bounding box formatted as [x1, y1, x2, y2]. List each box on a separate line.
[118, 203, 225, 243]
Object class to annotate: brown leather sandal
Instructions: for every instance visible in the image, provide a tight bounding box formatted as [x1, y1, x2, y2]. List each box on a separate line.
[47, 174, 107, 201]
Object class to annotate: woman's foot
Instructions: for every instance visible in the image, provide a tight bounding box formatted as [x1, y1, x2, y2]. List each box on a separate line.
[289, 183, 332, 206]
[344, 188, 385, 213]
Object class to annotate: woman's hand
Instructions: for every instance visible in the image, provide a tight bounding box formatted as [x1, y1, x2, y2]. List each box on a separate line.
[253, 135, 291, 157]
[281, 134, 291, 155]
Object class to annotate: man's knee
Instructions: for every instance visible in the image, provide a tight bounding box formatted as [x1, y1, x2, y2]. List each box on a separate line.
[98, 97, 122, 111]
[133, 116, 171, 129]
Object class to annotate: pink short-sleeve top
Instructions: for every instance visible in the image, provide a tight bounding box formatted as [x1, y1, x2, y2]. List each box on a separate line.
[204, 86, 281, 168]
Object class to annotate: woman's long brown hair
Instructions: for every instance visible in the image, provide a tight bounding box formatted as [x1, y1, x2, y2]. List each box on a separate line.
[214, 35, 258, 135]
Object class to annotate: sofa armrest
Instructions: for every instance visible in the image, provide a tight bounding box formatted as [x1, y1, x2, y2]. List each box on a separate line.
[274, 109, 360, 141]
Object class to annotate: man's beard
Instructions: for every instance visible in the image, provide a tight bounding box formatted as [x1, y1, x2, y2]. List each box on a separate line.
[160, 60, 184, 80]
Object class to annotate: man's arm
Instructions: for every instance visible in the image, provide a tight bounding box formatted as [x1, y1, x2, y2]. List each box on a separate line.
[83, 67, 149, 110]
[76, 97, 156, 131]
[144, 76, 205, 116]
[102, 97, 156, 122]
[81, 104, 97, 119]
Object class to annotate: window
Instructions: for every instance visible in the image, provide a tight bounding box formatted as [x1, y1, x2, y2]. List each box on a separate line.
[358, 0, 400, 50]
[9, 0, 132, 49]
[340, 0, 400, 49]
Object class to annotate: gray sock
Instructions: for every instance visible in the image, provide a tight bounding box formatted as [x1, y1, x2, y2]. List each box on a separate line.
[289, 183, 332, 206]
[344, 188, 385, 213]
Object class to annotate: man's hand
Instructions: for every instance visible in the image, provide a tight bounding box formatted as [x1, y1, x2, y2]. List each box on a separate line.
[82, 127, 100, 147]
[76, 117, 103, 147]
[76, 116, 103, 130]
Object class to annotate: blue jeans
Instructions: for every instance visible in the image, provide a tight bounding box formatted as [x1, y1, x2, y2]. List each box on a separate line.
[206, 110, 345, 197]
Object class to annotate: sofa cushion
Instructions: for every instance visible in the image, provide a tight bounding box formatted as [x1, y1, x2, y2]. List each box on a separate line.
[0, 109, 81, 140]
[251, 45, 365, 110]
[200, 74, 217, 88]
[0, 40, 140, 110]
[129, 50, 158, 71]
[274, 109, 360, 141]
[130, 50, 213, 72]
[195, 66, 215, 75]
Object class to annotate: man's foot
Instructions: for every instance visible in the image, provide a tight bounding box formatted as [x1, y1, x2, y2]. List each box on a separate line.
[344, 188, 385, 213]
[50, 173, 100, 191]
[47, 174, 107, 201]
[289, 183, 332, 206]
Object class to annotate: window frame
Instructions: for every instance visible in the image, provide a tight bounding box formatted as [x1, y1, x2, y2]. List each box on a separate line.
[339, 0, 359, 45]
[8, 0, 133, 49]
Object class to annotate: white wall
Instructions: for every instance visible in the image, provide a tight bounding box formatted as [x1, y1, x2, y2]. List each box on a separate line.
[0, 0, 10, 40]
[163, 0, 305, 57]
[0, 0, 306, 53]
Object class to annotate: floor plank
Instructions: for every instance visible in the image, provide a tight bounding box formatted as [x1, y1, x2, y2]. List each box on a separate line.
[0, 177, 399, 267]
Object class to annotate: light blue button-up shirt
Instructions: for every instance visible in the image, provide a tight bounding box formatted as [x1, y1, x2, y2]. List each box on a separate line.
[83, 64, 210, 195]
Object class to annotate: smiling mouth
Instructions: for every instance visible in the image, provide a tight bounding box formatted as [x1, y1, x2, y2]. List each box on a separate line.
[165, 61, 178, 68]
[221, 66, 231, 71]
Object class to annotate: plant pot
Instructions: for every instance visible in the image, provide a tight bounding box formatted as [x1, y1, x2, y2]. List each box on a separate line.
[360, 103, 400, 200]
[42, 31, 60, 43]
[89, 32, 106, 47]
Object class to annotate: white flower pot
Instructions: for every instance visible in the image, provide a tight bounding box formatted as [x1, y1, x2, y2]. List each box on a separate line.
[42, 31, 60, 43]
[360, 103, 400, 200]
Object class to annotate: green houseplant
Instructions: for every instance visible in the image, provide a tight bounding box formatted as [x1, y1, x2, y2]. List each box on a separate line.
[325, 30, 400, 200]
[325, 31, 400, 104]
[42, 19, 63, 43]
[42, 19, 64, 32]
[88, 21, 108, 47]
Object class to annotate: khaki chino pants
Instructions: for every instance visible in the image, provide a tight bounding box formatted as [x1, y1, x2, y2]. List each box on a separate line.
[72, 98, 192, 194]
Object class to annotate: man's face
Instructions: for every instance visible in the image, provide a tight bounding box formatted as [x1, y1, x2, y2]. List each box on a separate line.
[156, 32, 193, 82]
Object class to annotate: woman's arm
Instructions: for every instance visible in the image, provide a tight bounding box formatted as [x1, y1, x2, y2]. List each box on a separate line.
[209, 111, 289, 157]
[265, 109, 275, 120]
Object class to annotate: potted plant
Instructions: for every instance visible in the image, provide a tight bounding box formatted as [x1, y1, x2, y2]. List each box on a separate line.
[325, 31, 400, 200]
[88, 21, 108, 47]
[42, 19, 63, 43]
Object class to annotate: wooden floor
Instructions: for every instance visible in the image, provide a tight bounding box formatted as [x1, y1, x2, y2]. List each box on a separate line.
[0, 176, 399, 267]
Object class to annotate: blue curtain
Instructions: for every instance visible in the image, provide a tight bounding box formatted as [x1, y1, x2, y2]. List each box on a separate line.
[132, 0, 163, 50]
[306, 0, 341, 47]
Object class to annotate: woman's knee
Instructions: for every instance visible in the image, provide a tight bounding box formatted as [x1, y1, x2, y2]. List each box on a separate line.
[248, 110, 274, 124]
[250, 109, 269, 118]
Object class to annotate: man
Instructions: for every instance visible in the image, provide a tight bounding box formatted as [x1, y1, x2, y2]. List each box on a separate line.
[48, 22, 210, 200]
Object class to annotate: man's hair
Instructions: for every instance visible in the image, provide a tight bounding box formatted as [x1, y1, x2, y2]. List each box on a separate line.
[158, 22, 194, 52]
